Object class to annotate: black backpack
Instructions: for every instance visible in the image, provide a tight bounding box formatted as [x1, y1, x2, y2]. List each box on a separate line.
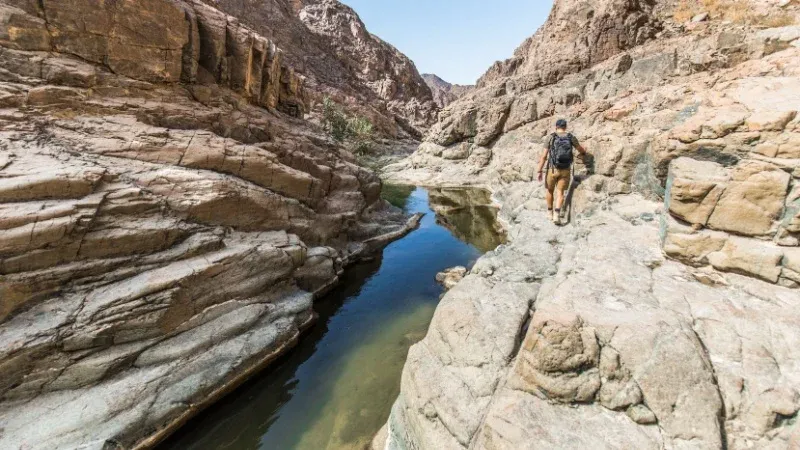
[549, 133, 574, 170]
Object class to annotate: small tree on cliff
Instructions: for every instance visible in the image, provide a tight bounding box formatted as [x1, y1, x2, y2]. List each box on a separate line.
[322, 97, 375, 155]
[322, 97, 349, 142]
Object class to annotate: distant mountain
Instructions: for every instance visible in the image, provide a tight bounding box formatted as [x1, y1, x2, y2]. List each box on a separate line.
[421, 74, 474, 108]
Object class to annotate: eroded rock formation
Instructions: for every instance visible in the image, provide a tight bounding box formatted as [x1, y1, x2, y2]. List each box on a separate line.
[298, 0, 438, 137]
[0, 0, 419, 448]
[380, 0, 800, 448]
[196, 0, 438, 139]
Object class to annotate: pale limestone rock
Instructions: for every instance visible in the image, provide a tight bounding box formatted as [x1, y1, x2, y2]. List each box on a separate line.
[381, 3, 800, 449]
[669, 106, 749, 143]
[667, 158, 729, 226]
[746, 110, 797, 131]
[784, 247, 800, 273]
[666, 157, 793, 237]
[755, 132, 800, 158]
[707, 235, 784, 282]
[731, 76, 800, 113]
[391, 270, 542, 448]
[510, 321, 601, 403]
[627, 404, 658, 424]
[388, 195, 782, 449]
[707, 161, 790, 236]
[473, 390, 663, 449]
[749, 26, 800, 57]
[504, 93, 538, 131]
[435, 266, 468, 290]
[441, 143, 470, 160]
[0, 1, 422, 448]
[429, 107, 479, 147]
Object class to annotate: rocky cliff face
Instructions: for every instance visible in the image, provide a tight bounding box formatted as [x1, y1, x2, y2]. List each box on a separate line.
[0, 0, 419, 448]
[477, 0, 663, 88]
[421, 74, 473, 108]
[298, 0, 438, 137]
[197, 0, 437, 139]
[380, 0, 800, 448]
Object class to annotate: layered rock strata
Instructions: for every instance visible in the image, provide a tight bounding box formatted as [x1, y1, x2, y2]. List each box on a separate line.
[380, 1, 800, 448]
[0, 1, 416, 448]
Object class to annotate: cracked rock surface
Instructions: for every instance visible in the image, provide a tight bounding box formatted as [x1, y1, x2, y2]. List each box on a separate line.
[385, 191, 800, 449]
[0, 0, 421, 448]
[379, 0, 800, 448]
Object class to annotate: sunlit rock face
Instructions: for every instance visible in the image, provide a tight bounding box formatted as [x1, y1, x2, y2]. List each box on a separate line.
[381, 0, 800, 448]
[195, 0, 438, 139]
[0, 0, 421, 447]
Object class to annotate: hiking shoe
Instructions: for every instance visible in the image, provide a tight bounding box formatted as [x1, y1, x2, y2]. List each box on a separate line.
[553, 214, 561, 225]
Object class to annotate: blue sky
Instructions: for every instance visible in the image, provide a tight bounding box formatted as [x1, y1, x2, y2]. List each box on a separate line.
[340, 0, 553, 85]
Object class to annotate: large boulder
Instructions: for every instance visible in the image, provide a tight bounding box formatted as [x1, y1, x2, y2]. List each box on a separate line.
[667, 158, 790, 236]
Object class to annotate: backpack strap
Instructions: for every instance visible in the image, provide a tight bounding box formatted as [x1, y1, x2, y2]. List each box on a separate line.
[547, 133, 557, 173]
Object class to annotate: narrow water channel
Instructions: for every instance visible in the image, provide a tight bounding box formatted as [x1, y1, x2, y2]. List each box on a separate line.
[161, 186, 505, 450]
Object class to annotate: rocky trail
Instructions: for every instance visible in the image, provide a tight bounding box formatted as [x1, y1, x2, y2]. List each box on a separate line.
[381, 187, 800, 449]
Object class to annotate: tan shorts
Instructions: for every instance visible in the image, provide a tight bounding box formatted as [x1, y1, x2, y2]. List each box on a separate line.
[545, 168, 571, 193]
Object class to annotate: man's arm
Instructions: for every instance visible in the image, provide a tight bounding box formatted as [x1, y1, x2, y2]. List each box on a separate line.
[536, 147, 548, 181]
[571, 135, 588, 157]
[572, 136, 593, 175]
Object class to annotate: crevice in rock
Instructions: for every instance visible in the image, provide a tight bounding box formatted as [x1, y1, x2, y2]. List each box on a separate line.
[510, 306, 533, 362]
[686, 321, 729, 449]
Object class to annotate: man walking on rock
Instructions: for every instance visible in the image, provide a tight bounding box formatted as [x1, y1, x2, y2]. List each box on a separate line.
[537, 119, 588, 225]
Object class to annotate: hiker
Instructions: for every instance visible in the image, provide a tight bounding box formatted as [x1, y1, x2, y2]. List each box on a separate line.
[536, 119, 588, 225]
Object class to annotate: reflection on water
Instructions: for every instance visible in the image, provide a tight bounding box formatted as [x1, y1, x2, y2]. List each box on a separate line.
[428, 188, 506, 253]
[380, 183, 415, 209]
[160, 187, 504, 450]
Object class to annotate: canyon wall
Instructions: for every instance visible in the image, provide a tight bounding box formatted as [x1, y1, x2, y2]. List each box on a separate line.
[197, 0, 438, 139]
[381, 0, 800, 448]
[0, 0, 421, 448]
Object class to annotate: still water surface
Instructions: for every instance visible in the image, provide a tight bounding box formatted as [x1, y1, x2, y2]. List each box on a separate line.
[161, 186, 505, 450]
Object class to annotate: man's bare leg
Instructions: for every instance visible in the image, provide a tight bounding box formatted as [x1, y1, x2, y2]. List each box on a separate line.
[546, 186, 559, 222]
[554, 177, 568, 224]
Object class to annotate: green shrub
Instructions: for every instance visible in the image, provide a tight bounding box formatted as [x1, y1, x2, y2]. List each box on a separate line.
[347, 116, 374, 155]
[321, 97, 376, 155]
[322, 97, 349, 142]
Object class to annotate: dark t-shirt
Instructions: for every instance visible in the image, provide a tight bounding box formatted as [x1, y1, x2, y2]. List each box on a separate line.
[544, 132, 580, 150]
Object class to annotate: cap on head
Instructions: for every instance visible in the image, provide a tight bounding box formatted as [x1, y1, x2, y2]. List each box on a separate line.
[556, 119, 568, 129]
